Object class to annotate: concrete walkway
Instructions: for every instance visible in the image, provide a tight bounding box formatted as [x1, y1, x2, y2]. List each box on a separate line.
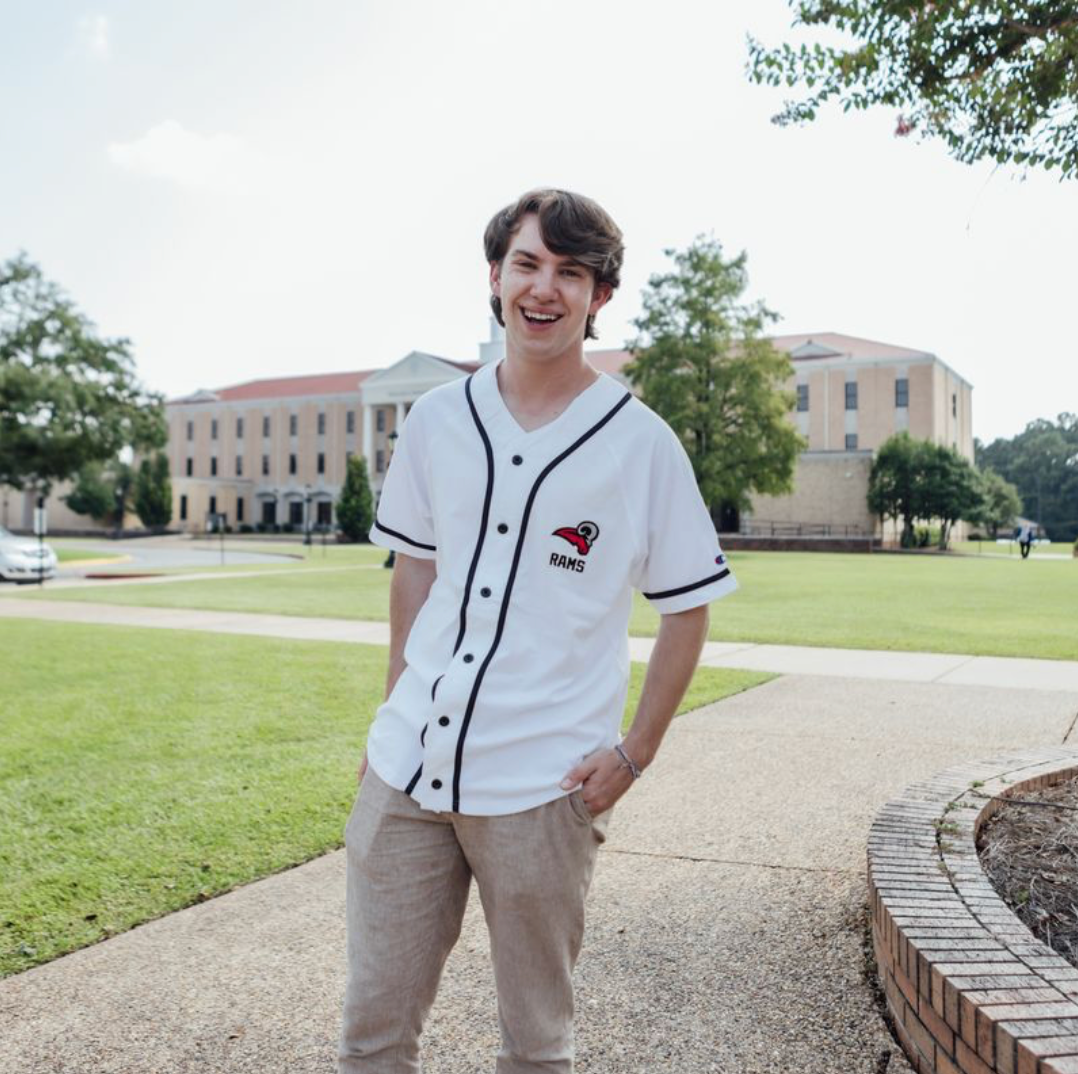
[4, 597, 1078, 1071]
[4, 675, 1078, 1073]
[3, 596, 1078, 690]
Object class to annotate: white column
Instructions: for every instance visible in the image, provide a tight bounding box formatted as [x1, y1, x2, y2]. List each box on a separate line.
[363, 403, 374, 466]
[395, 401, 406, 431]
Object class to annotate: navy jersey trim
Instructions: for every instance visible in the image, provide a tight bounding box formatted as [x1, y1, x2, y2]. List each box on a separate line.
[453, 375, 495, 656]
[450, 390, 633, 811]
[643, 567, 731, 601]
[404, 763, 423, 795]
[372, 518, 436, 552]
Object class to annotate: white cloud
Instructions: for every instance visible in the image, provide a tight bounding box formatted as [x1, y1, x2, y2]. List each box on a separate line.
[107, 120, 259, 194]
[79, 14, 109, 58]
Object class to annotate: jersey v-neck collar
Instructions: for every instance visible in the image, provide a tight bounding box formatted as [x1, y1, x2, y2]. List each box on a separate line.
[475, 358, 621, 445]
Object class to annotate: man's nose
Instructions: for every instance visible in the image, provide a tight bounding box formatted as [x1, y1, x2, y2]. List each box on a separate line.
[529, 267, 558, 299]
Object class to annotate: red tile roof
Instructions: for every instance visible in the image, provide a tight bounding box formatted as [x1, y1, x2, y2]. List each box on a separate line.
[769, 332, 933, 361]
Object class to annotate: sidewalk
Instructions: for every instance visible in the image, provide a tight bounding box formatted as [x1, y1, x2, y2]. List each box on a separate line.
[3, 674, 1077, 1073]
[3, 596, 1077, 690]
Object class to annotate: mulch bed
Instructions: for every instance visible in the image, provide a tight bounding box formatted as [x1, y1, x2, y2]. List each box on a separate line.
[976, 774, 1078, 967]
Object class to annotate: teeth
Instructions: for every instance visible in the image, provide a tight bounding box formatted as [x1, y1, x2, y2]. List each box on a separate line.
[524, 310, 559, 322]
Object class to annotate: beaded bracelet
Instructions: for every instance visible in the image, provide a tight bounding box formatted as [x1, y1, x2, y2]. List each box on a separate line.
[614, 743, 642, 780]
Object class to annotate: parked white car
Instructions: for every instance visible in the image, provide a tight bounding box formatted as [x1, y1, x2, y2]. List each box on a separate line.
[0, 525, 58, 582]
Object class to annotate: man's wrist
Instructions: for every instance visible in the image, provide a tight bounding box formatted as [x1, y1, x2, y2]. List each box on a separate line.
[619, 733, 656, 772]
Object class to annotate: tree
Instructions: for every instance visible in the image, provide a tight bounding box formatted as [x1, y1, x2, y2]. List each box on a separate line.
[978, 413, 1078, 540]
[867, 431, 922, 545]
[971, 467, 1023, 537]
[64, 459, 135, 531]
[869, 433, 984, 548]
[0, 254, 166, 494]
[914, 443, 982, 549]
[624, 236, 804, 518]
[748, 3, 1078, 179]
[134, 453, 172, 530]
[337, 454, 374, 542]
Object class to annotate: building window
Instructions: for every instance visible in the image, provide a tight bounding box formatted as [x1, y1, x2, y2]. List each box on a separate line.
[186, 421, 193, 441]
[845, 433, 858, 450]
[262, 454, 269, 476]
[376, 449, 385, 473]
[845, 382, 858, 410]
[317, 452, 325, 475]
[289, 501, 304, 526]
[211, 419, 218, 440]
[289, 414, 298, 436]
[237, 497, 244, 523]
[262, 415, 270, 437]
[209, 495, 217, 515]
[289, 453, 297, 475]
[180, 494, 188, 521]
[317, 412, 326, 435]
[376, 408, 385, 432]
[895, 378, 909, 408]
[345, 450, 353, 463]
[346, 410, 355, 434]
[210, 456, 218, 476]
[185, 458, 193, 477]
[236, 456, 243, 477]
[952, 392, 957, 417]
[236, 417, 244, 439]
[796, 384, 809, 412]
[317, 501, 332, 526]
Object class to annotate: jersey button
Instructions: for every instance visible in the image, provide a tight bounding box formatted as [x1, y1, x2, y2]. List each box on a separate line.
[497, 523, 509, 534]
[438, 716, 450, 727]
[480, 587, 491, 598]
[431, 779, 443, 789]
[512, 454, 523, 466]
[463, 653, 474, 663]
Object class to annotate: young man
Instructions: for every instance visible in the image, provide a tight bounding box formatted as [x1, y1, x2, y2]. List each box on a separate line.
[339, 189, 737, 1073]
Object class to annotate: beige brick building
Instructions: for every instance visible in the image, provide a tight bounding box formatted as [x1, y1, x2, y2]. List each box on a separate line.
[746, 332, 974, 538]
[5, 325, 971, 541]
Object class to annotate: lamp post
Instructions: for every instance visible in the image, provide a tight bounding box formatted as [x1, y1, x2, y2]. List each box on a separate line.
[383, 429, 399, 569]
[304, 483, 312, 547]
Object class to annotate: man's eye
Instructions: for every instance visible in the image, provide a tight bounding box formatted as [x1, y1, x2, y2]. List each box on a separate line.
[562, 269, 581, 277]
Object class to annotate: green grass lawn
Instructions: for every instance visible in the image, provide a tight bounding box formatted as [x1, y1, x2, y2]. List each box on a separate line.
[954, 539, 1075, 557]
[25, 549, 1078, 660]
[0, 619, 769, 977]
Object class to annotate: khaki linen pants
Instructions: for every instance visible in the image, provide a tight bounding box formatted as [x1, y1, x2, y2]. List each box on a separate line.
[338, 769, 611, 1074]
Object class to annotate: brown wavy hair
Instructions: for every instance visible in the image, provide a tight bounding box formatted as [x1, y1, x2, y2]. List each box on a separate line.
[484, 188, 624, 341]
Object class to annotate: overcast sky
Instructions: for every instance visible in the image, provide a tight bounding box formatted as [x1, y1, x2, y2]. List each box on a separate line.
[3, 1, 1075, 443]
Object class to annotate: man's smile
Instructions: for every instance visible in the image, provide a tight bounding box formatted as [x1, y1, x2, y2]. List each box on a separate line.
[521, 307, 564, 326]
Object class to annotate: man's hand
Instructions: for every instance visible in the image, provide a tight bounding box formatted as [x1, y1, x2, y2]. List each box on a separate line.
[560, 748, 635, 816]
[357, 750, 368, 785]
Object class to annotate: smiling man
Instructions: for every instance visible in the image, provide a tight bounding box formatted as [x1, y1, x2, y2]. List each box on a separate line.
[338, 189, 737, 1073]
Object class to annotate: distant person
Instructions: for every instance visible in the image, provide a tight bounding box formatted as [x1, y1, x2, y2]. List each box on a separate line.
[1017, 521, 1035, 559]
[337, 188, 738, 1073]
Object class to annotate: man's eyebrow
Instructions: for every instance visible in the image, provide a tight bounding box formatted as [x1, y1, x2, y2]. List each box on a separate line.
[510, 248, 585, 268]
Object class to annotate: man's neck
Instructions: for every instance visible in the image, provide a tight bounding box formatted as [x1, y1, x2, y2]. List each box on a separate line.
[498, 345, 596, 409]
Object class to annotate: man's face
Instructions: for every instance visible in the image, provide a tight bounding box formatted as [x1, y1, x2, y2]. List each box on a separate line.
[490, 214, 611, 361]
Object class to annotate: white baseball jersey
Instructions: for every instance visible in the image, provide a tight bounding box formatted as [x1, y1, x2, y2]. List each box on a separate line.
[367, 358, 737, 815]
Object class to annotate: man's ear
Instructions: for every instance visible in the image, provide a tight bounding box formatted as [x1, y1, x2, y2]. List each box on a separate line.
[589, 281, 613, 315]
[489, 260, 502, 298]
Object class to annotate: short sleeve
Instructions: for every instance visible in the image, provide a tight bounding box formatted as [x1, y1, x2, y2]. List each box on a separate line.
[635, 427, 738, 614]
[369, 406, 437, 560]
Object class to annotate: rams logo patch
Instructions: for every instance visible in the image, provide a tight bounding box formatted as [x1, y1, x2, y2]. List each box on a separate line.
[550, 521, 599, 574]
[552, 520, 600, 556]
